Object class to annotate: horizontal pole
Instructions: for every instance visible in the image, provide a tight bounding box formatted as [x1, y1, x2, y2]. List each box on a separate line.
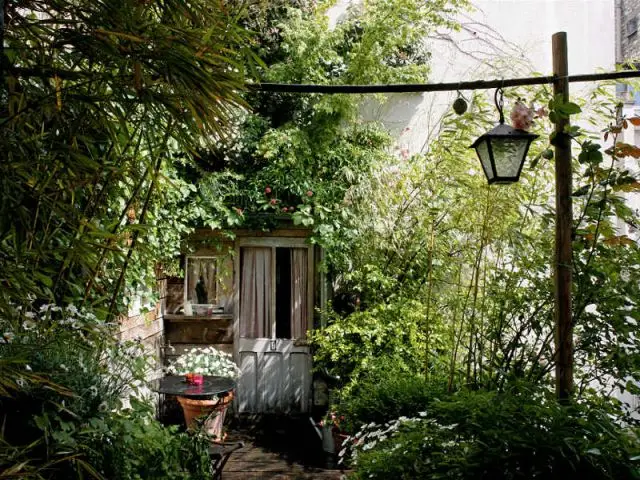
[249, 70, 640, 94]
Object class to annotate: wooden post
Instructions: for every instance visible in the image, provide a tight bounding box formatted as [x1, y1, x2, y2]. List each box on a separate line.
[552, 32, 573, 402]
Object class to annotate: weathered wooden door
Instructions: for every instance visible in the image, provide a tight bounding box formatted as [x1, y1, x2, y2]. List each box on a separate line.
[234, 239, 313, 413]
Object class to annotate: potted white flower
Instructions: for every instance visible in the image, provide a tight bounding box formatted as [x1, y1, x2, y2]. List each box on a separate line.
[165, 346, 241, 439]
[166, 346, 241, 380]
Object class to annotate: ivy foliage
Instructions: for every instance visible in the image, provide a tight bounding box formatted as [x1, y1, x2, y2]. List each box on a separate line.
[186, 0, 470, 240]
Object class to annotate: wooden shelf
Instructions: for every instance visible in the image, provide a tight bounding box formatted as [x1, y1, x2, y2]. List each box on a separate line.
[164, 313, 233, 322]
[164, 314, 233, 344]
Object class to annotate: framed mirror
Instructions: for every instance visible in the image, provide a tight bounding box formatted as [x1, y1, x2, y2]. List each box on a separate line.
[184, 256, 226, 316]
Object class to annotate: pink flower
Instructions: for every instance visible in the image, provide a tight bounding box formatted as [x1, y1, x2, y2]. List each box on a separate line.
[265, 186, 272, 194]
[510, 102, 535, 131]
[306, 190, 313, 197]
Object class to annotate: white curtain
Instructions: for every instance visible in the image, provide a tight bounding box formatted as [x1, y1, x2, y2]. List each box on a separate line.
[290, 249, 308, 339]
[240, 248, 272, 338]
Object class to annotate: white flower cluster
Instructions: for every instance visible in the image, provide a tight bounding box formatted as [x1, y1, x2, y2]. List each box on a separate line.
[166, 346, 241, 379]
[1, 302, 111, 345]
[340, 412, 459, 466]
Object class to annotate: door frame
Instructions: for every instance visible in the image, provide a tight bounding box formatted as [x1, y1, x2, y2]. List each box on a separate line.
[232, 237, 315, 412]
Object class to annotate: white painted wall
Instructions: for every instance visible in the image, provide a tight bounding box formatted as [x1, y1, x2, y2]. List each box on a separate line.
[329, 0, 616, 153]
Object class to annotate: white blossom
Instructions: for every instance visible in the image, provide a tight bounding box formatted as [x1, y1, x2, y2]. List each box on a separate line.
[166, 346, 241, 379]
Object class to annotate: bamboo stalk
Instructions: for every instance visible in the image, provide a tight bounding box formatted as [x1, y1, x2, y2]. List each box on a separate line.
[424, 223, 435, 379]
[106, 124, 173, 320]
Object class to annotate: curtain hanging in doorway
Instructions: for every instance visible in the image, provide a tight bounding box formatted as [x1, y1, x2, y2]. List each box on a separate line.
[290, 249, 308, 339]
[240, 247, 272, 337]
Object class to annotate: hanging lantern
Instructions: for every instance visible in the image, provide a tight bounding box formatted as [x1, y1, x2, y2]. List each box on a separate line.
[470, 89, 538, 184]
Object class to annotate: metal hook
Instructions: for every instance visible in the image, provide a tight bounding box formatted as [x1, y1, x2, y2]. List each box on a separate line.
[494, 87, 505, 124]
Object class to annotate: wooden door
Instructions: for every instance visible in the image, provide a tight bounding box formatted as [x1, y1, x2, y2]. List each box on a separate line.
[234, 240, 313, 413]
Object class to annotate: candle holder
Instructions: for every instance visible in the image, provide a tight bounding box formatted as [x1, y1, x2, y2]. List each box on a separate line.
[185, 373, 204, 385]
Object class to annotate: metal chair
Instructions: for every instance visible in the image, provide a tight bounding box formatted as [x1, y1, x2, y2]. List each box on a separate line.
[209, 441, 244, 480]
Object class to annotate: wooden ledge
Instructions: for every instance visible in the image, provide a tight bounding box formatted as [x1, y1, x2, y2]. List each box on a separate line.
[165, 314, 234, 322]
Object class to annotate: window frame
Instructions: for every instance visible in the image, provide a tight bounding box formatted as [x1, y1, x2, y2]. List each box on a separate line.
[183, 255, 222, 315]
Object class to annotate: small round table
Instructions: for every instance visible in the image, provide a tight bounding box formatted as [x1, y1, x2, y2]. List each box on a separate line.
[155, 375, 236, 398]
[154, 375, 236, 439]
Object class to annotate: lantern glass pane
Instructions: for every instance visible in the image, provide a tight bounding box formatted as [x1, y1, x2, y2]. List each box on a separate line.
[489, 137, 528, 178]
[475, 139, 494, 181]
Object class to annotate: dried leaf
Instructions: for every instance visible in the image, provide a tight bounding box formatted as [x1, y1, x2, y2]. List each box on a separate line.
[609, 142, 640, 158]
[614, 181, 640, 192]
[629, 117, 640, 126]
[604, 235, 635, 246]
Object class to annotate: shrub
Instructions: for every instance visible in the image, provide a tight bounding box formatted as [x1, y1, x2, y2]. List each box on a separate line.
[89, 399, 213, 480]
[334, 362, 446, 433]
[0, 302, 213, 479]
[310, 300, 427, 383]
[347, 385, 640, 480]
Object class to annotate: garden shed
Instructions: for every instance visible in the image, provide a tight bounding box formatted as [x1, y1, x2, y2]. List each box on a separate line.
[162, 226, 325, 415]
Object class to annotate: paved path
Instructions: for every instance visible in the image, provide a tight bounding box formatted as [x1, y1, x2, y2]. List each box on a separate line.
[222, 428, 349, 480]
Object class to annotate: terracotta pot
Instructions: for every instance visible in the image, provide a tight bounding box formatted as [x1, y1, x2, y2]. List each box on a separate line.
[177, 391, 234, 440]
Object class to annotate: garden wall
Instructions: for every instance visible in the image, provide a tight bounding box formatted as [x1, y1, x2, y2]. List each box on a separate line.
[118, 277, 167, 380]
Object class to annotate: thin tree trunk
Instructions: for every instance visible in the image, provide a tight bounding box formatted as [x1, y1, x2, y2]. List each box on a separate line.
[107, 156, 162, 320]
[448, 266, 464, 392]
[424, 223, 435, 378]
[476, 259, 488, 385]
[465, 189, 492, 385]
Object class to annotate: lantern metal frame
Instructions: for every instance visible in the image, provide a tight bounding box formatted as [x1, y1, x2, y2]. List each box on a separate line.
[470, 88, 539, 184]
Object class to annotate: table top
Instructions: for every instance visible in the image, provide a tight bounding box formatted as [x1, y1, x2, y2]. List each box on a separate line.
[153, 375, 236, 398]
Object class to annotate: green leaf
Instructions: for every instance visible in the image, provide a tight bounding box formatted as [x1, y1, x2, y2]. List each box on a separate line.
[34, 272, 53, 288]
[558, 102, 581, 116]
